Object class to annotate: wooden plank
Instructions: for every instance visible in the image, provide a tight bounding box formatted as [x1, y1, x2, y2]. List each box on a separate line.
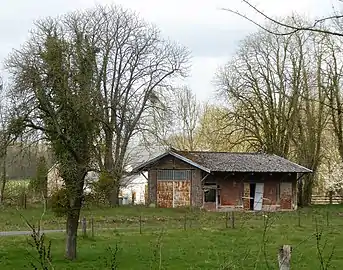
[243, 183, 250, 210]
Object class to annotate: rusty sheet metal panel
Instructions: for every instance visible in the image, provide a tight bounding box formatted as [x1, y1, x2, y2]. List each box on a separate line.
[173, 180, 191, 207]
[157, 181, 173, 208]
[157, 180, 191, 208]
[243, 182, 250, 210]
[280, 182, 292, 209]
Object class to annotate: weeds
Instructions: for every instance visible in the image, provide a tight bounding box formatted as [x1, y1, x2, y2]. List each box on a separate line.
[314, 218, 335, 270]
[106, 244, 120, 270]
[150, 228, 164, 270]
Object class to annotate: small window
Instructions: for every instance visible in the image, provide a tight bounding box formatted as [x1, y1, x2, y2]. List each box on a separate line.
[157, 170, 191, 180]
[157, 170, 174, 180]
[204, 189, 216, 202]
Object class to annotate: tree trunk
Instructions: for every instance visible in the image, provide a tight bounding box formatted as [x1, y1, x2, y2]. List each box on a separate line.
[65, 197, 82, 260]
[0, 152, 7, 204]
[110, 182, 120, 206]
[302, 174, 314, 207]
[297, 180, 304, 207]
[0, 175, 6, 204]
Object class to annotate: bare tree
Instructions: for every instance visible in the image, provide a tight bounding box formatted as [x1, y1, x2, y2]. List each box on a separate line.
[222, 0, 343, 37]
[197, 105, 245, 152]
[69, 5, 190, 205]
[323, 34, 343, 163]
[217, 20, 328, 205]
[216, 24, 302, 156]
[291, 31, 329, 205]
[166, 87, 201, 151]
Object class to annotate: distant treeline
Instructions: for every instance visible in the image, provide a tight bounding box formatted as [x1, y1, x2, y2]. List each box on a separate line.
[5, 143, 54, 180]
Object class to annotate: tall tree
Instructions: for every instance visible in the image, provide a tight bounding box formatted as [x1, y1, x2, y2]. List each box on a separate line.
[216, 26, 301, 156]
[5, 4, 188, 258]
[291, 31, 328, 205]
[217, 21, 328, 206]
[324, 33, 343, 163]
[76, 5, 189, 204]
[166, 87, 201, 151]
[0, 82, 21, 204]
[6, 19, 99, 259]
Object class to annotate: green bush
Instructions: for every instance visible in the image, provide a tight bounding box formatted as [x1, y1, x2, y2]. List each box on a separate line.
[49, 188, 70, 217]
[28, 156, 48, 198]
[91, 172, 114, 204]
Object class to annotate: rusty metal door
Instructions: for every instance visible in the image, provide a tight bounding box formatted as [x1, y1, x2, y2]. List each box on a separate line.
[156, 170, 191, 208]
[157, 181, 173, 208]
[173, 180, 191, 207]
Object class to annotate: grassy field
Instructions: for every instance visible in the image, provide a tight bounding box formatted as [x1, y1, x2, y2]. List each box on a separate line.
[1, 205, 343, 269]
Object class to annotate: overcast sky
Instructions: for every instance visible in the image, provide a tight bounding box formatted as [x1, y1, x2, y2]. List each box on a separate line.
[0, 0, 337, 102]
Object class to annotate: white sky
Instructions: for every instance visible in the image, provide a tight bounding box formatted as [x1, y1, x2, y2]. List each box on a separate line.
[0, 0, 337, 102]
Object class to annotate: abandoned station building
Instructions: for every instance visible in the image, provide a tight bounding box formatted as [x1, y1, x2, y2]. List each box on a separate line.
[132, 149, 312, 211]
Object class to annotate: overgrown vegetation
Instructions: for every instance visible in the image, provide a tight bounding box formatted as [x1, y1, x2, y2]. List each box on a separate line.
[0, 205, 342, 269]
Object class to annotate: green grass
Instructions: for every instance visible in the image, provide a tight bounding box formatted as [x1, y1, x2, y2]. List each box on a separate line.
[1, 205, 343, 269]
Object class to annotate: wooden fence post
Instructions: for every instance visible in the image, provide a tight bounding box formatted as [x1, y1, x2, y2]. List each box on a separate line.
[81, 217, 87, 237]
[278, 245, 291, 270]
[231, 211, 235, 229]
[329, 191, 333, 205]
[225, 212, 229, 228]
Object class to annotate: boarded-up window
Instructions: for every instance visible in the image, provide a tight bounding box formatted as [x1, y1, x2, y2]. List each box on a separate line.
[157, 170, 191, 181]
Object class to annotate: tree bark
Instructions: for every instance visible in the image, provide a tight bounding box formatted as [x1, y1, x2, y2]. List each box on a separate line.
[110, 182, 120, 206]
[298, 180, 304, 207]
[0, 150, 7, 204]
[65, 196, 82, 260]
[302, 174, 314, 207]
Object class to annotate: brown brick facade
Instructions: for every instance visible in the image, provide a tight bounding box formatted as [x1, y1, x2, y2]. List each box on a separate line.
[147, 154, 298, 211]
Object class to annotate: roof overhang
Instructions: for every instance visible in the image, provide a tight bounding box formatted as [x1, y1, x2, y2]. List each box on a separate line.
[131, 151, 211, 174]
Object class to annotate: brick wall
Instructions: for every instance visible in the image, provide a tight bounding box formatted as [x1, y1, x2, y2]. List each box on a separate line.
[216, 172, 297, 211]
[218, 178, 242, 206]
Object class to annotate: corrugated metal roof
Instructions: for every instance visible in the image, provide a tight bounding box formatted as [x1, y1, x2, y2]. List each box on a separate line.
[132, 150, 312, 173]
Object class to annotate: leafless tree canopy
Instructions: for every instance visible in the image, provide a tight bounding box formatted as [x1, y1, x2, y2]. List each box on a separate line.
[216, 19, 332, 205]
[74, 5, 190, 203]
[222, 0, 343, 37]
